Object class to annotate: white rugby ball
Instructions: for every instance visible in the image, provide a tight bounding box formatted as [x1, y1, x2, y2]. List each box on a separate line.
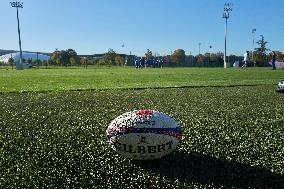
[276, 79, 284, 93]
[106, 109, 182, 160]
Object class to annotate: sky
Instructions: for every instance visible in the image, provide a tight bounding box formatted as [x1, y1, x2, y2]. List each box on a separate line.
[1, 0, 284, 56]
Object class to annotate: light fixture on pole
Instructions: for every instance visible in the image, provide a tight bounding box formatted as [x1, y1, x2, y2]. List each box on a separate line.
[252, 28, 256, 66]
[10, 1, 24, 70]
[222, 3, 232, 68]
[209, 45, 212, 63]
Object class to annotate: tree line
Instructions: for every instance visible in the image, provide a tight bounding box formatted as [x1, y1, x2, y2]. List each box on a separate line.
[2, 35, 283, 68]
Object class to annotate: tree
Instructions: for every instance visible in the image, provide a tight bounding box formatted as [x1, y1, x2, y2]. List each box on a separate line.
[255, 35, 269, 54]
[209, 53, 218, 63]
[104, 49, 116, 65]
[163, 55, 171, 66]
[171, 49, 186, 65]
[145, 49, 153, 60]
[8, 57, 14, 69]
[98, 58, 106, 65]
[51, 50, 61, 66]
[35, 59, 42, 68]
[115, 56, 124, 66]
[66, 49, 78, 66]
[43, 60, 49, 69]
[255, 35, 269, 66]
[80, 57, 88, 68]
[69, 57, 77, 66]
[267, 51, 284, 62]
[51, 49, 78, 67]
[60, 50, 69, 66]
[275, 51, 283, 61]
[196, 54, 205, 65]
[66, 49, 77, 58]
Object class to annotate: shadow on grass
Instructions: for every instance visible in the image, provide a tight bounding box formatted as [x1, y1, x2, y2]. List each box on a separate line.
[133, 151, 284, 188]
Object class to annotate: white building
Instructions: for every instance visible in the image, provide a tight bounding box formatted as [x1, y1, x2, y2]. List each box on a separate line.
[0, 52, 50, 64]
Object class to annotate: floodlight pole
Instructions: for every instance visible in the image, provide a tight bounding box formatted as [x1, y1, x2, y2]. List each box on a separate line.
[209, 45, 212, 63]
[222, 3, 232, 68]
[252, 28, 256, 67]
[224, 18, 228, 68]
[10, 1, 23, 70]
[198, 43, 201, 55]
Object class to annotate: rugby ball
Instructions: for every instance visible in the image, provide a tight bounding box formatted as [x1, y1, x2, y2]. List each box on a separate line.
[106, 109, 182, 160]
[276, 79, 284, 93]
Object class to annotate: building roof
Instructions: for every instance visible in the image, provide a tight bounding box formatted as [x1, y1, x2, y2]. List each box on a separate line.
[0, 52, 50, 63]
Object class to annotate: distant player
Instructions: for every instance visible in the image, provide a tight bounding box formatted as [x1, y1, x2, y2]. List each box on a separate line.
[271, 51, 276, 70]
[134, 58, 139, 68]
[242, 51, 249, 68]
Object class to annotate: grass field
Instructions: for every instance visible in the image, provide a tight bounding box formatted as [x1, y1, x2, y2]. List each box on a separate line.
[1, 67, 283, 92]
[0, 68, 284, 188]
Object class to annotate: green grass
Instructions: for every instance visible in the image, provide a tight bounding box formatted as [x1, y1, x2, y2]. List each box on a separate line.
[0, 67, 283, 92]
[0, 68, 284, 188]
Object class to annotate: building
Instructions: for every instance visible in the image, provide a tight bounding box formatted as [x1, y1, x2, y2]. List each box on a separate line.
[0, 52, 50, 64]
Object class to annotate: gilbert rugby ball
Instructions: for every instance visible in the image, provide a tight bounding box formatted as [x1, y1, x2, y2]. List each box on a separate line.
[106, 109, 182, 160]
[276, 79, 284, 93]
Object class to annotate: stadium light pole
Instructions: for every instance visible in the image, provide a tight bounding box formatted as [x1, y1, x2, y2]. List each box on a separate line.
[10, 1, 24, 70]
[222, 3, 232, 68]
[252, 28, 256, 67]
[198, 43, 201, 55]
[209, 45, 212, 63]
